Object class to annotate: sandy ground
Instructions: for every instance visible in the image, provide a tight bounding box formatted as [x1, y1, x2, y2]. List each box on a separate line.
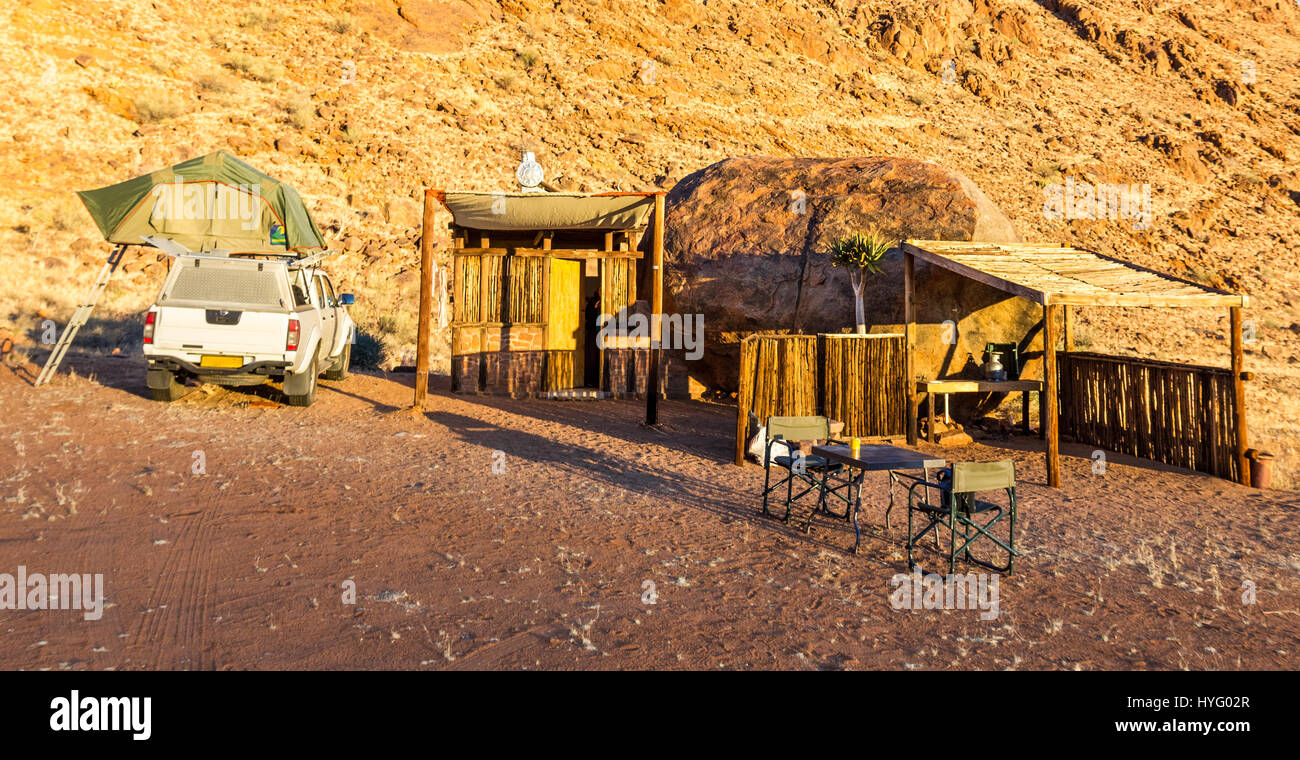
[0, 353, 1297, 671]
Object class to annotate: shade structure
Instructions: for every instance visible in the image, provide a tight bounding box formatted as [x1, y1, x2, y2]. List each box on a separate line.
[898, 239, 1250, 489]
[900, 240, 1247, 308]
[434, 191, 655, 232]
[76, 151, 327, 252]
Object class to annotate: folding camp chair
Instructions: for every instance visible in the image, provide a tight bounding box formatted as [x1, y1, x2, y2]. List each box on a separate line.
[760, 416, 851, 523]
[900, 460, 1019, 574]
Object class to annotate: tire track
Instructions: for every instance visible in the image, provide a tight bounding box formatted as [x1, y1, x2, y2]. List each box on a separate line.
[132, 490, 219, 670]
[155, 499, 216, 670]
[131, 512, 196, 663]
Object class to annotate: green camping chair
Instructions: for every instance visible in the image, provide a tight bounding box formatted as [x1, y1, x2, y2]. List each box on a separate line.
[760, 416, 850, 523]
[900, 460, 1019, 574]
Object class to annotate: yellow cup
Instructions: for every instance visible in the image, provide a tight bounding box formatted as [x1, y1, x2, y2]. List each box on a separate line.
[850, 437, 861, 458]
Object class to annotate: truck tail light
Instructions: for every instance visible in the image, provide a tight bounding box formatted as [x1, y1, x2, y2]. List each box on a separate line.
[286, 319, 300, 351]
[143, 311, 157, 344]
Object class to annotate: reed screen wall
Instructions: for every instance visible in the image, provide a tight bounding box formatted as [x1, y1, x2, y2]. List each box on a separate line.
[1057, 352, 1242, 481]
[735, 333, 907, 464]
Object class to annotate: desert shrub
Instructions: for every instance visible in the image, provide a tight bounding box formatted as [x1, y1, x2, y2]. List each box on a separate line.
[238, 10, 278, 29]
[45, 196, 87, 232]
[227, 52, 282, 83]
[350, 329, 383, 369]
[284, 91, 314, 128]
[515, 48, 540, 69]
[1033, 161, 1063, 186]
[327, 15, 352, 34]
[194, 70, 237, 94]
[134, 92, 188, 123]
[339, 124, 365, 143]
[148, 55, 182, 76]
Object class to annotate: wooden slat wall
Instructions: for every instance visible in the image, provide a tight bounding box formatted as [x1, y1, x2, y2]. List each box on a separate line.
[735, 334, 906, 464]
[482, 254, 504, 323]
[454, 255, 481, 323]
[509, 256, 544, 323]
[601, 258, 633, 317]
[823, 335, 907, 438]
[1058, 351, 1241, 481]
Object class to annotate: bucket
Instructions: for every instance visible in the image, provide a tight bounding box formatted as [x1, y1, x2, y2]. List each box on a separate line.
[1246, 449, 1274, 490]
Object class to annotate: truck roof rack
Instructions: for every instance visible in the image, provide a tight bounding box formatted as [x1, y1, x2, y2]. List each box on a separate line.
[286, 250, 341, 269]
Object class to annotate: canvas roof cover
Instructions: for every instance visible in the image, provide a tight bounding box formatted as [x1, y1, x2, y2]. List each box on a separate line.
[77, 151, 327, 252]
[436, 191, 655, 231]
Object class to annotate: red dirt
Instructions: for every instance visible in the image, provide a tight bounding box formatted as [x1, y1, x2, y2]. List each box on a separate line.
[1, 354, 1297, 670]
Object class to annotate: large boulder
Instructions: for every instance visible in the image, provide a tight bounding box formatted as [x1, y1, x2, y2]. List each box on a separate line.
[663, 156, 1044, 396]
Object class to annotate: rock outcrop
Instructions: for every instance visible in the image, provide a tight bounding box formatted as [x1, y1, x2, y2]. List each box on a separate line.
[664, 156, 1041, 393]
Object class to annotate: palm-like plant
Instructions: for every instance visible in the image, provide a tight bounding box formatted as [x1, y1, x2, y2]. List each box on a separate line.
[827, 230, 893, 334]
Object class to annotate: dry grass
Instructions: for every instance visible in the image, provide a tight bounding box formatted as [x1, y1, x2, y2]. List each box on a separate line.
[134, 92, 188, 123]
[227, 53, 282, 83]
[284, 91, 314, 129]
[238, 10, 279, 30]
[326, 16, 352, 35]
[194, 70, 238, 94]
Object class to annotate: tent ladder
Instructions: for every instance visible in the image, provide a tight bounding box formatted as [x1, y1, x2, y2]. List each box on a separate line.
[35, 244, 127, 386]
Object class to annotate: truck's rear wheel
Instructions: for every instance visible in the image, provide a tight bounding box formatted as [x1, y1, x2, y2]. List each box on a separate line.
[148, 369, 186, 402]
[325, 341, 351, 381]
[285, 356, 318, 407]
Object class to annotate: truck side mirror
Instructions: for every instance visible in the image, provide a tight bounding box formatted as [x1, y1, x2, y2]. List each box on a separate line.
[339, 293, 355, 305]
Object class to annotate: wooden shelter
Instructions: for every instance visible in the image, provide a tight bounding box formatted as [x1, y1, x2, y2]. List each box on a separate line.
[412, 190, 665, 414]
[900, 240, 1250, 487]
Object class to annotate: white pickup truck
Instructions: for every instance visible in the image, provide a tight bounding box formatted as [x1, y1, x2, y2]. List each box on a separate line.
[142, 253, 356, 406]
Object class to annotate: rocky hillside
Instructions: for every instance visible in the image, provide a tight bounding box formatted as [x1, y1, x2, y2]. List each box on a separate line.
[1, 0, 1297, 479]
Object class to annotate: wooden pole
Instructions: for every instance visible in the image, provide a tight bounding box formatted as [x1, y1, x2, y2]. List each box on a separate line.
[646, 192, 665, 425]
[413, 189, 436, 411]
[1044, 302, 1060, 487]
[1230, 306, 1249, 485]
[735, 336, 755, 465]
[1063, 305, 1075, 352]
[903, 251, 918, 445]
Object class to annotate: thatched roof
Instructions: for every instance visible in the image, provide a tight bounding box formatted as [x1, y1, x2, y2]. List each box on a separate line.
[901, 240, 1247, 308]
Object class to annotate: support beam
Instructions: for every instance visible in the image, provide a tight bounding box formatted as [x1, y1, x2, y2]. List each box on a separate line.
[1043, 303, 1060, 488]
[414, 189, 436, 411]
[646, 192, 665, 425]
[1063, 305, 1075, 352]
[903, 251, 918, 445]
[1230, 306, 1249, 485]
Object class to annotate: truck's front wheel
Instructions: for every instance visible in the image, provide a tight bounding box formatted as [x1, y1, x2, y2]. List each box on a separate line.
[285, 356, 318, 407]
[147, 368, 187, 402]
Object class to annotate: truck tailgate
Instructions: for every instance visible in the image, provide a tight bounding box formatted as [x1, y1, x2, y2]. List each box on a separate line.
[153, 307, 287, 355]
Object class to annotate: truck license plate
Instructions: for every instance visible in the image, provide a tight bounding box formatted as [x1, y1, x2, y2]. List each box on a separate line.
[199, 355, 243, 368]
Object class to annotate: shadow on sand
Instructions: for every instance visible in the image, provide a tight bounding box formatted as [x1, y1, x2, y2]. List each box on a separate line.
[426, 407, 907, 564]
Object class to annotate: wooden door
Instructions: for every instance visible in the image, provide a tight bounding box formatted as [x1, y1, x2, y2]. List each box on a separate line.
[546, 257, 582, 389]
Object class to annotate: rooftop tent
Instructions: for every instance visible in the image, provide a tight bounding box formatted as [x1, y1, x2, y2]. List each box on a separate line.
[76, 151, 327, 253]
[435, 191, 656, 231]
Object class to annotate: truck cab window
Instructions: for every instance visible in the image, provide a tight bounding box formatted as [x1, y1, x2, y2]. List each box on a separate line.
[321, 277, 338, 308]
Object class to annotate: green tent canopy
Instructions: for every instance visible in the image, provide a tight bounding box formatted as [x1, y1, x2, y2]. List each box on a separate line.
[77, 151, 327, 253]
